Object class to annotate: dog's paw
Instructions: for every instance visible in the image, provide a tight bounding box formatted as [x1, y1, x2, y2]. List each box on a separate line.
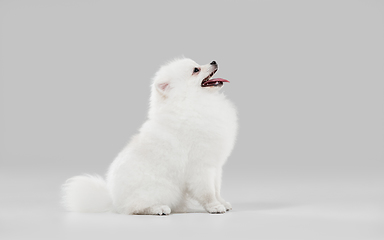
[206, 204, 226, 214]
[153, 205, 171, 216]
[222, 201, 232, 211]
[138, 205, 171, 216]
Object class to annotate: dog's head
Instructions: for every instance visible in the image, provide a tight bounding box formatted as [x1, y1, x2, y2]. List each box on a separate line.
[151, 58, 229, 100]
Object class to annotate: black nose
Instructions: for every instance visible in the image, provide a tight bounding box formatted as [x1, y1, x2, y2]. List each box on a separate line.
[210, 61, 217, 65]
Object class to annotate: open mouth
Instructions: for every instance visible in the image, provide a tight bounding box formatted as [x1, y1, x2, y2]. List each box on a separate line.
[201, 69, 230, 87]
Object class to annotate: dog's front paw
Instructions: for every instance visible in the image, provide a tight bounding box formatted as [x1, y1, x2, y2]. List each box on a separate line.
[206, 204, 226, 214]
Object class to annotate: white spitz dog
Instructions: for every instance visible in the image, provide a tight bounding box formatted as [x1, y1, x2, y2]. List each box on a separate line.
[62, 58, 238, 215]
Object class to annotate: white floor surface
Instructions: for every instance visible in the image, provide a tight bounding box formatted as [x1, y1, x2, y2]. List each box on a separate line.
[1, 167, 383, 240]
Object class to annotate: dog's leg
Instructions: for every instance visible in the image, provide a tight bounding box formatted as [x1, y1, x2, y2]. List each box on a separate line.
[188, 167, 226, 214]
[214, 167, 232, 211]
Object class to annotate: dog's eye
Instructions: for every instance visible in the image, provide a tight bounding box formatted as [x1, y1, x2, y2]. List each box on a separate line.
[193, 68, 200, 73]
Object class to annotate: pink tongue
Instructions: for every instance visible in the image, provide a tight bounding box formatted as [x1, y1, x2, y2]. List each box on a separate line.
[204, 78, 230, 84]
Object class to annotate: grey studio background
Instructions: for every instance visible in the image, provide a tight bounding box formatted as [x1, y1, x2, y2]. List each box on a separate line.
[1, 0, 383, 240]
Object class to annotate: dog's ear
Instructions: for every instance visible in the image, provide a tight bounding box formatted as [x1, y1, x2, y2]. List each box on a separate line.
[155, 81, 171, 97]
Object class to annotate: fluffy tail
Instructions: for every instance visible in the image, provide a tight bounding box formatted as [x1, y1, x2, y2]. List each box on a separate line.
[61, 174, 112, 212]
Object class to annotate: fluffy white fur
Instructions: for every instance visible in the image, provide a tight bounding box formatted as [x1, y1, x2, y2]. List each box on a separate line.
[62, 58, 238, 215]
